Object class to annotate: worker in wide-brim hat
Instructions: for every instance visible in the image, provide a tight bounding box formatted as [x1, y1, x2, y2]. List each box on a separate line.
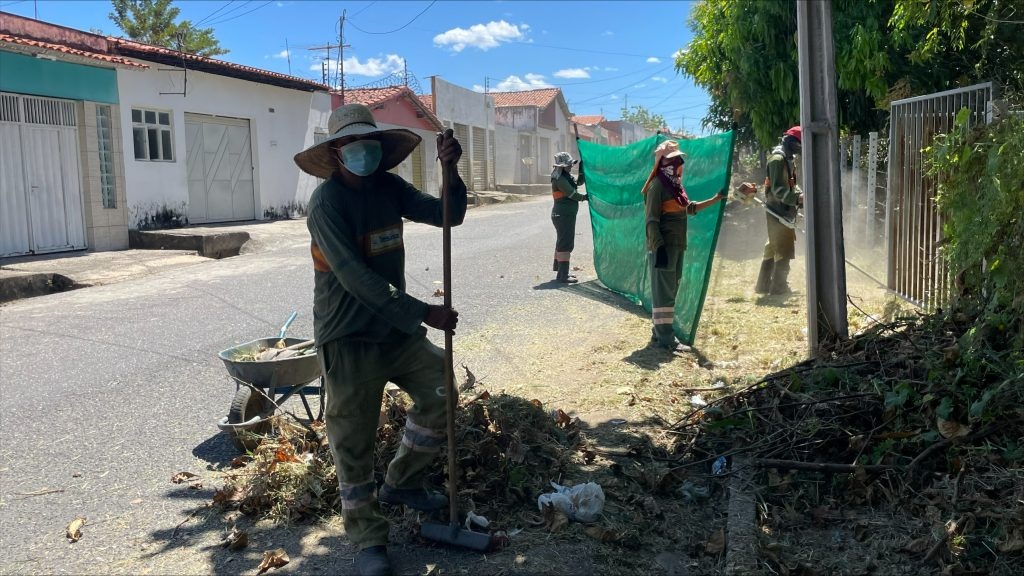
[550, 151, 588, 283]
[641, 139, 727, 352]
[754, 125, 802, 296]
[295, 102, 467, 576]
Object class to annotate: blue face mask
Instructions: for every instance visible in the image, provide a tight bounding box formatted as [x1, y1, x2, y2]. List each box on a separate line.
[338, 140, 383, 176]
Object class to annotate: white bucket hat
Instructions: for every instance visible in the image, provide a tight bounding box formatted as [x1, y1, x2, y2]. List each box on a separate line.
[294, 103, 421, 178]
[654, 140, 685, 164]
[553, 151, 576, 168]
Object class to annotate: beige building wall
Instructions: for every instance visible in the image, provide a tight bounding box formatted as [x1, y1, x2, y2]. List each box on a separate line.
[79, 101, 129, 251]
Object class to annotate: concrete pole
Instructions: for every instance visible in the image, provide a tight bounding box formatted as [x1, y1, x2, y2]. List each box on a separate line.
[796, 0, 848, 351]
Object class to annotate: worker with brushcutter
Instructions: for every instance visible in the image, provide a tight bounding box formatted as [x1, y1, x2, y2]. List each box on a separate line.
[550, 151, 588, 283]
[294, 103, 466, 576]
[754, 125, 803, 295]
[642, 140, 727, 352]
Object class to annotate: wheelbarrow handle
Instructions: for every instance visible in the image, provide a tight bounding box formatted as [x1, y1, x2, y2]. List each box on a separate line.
[279, 311, 298, 339]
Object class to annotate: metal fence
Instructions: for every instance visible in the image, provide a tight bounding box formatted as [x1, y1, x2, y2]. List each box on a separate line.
[840, 132, 888, 287]
[885, 82, 994, 310]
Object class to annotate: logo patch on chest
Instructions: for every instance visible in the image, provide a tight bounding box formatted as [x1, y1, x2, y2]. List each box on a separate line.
[367, 225, 403, 256]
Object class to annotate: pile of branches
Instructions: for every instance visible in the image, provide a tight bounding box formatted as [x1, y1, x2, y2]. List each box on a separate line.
[669, 310, 1023, 572]
[214, 392, 584, 527]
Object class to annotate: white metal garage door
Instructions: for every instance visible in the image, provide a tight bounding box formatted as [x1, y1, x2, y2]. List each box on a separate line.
[0, 92, 86, 257]
[185, 113, 255, 224]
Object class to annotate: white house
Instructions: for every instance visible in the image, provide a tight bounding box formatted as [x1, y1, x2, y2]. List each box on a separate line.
[109, 38, 331, 229]
[491, 88, 576, 185]
[428, 77, 496, 191]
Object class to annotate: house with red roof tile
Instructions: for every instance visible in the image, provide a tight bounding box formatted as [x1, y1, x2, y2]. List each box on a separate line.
[0, 13, 144, 256]
[0, 12, 330, 257]
[571, 114, 612, 145]
[490, 87, 575, 185]
[333, 85, 444, 194]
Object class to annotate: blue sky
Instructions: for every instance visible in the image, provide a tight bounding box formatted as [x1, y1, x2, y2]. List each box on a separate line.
[2, 0, 710, 133]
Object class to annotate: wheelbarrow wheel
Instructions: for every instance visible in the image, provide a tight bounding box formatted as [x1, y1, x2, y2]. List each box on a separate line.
[227, 387, 272, 452]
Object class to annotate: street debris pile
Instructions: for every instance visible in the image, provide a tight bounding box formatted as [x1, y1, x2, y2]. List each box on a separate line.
[231, 340, 316, 362]
[670, 311, 1024, 574]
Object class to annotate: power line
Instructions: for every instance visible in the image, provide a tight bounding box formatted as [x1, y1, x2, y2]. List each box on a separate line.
[507, 40, 652, 58]
[570, 65, 674, 105]
[347, 0, 436, 35]
[352, 1, 376, 18]
[194, 0, 236, 26]
[207, 0, 273, 27]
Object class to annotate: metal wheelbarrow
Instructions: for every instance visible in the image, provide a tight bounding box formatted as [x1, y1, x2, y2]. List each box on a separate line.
[216, 337, 323, 451]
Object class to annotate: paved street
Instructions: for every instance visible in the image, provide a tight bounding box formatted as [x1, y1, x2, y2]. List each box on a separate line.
[0, 196, 624, 574]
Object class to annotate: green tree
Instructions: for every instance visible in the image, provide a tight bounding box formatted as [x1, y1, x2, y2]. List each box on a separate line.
[675, 0, 1024, 148]
[109, 0, 228, 57]
[620, 105, 668, 131]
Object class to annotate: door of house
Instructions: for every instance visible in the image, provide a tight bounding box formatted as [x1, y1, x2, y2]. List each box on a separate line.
[0, 92, 86, 257]
[518, 134, 533, 183]
[185, 113, 255, 224]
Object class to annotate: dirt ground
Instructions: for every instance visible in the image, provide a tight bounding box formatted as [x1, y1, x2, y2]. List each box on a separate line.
[136, 199, 926, 576]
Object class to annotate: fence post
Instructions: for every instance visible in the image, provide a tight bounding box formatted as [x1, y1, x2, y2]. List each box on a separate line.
[866, 132, 878, 246]
[839, 136, 847, 204]
[851, 134, 862, 216]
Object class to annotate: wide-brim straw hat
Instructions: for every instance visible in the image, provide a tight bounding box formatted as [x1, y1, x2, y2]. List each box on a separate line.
[654, 140, 685, 164]
[294, 103, 421, 179]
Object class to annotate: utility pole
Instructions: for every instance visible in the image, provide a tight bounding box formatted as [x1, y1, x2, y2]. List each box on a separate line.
[309, 44, 334, 85]
[285, 38, 292, 75]
[338, 10, 346, 98]
[797, 0, 848, 351]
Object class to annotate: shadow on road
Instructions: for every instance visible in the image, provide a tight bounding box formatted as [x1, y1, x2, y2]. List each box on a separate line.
[192, 432, 239, 467]
[557, 280, 648, 318]
[623, 341, 714, 370]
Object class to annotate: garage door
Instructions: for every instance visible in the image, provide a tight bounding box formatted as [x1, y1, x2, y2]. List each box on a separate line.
[185, 113, 254, 224]
[0, 92, 86, 257]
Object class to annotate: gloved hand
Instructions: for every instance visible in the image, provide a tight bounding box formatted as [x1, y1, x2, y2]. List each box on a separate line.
[580, 194, 589, 202]
[653, 246, 668, 269]
[424, 305, 459, 332]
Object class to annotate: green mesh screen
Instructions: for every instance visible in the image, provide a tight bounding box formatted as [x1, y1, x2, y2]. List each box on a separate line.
[579, 131, 735, 345]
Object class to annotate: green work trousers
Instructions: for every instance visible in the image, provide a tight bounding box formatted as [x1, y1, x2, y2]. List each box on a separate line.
[320, 328, 447, 550]
[649, 244, 685, 346]
[551, 200, 579, 269]
[762, 213, 796, 261]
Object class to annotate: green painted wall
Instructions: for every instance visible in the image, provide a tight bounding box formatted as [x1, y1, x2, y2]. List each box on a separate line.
[0, 51, 118, 104]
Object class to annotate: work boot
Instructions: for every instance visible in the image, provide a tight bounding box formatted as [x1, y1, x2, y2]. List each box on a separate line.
[770, 260, 793, 295]
[379, 484, 448, 511]
[556, 261, 578, 284]
[356, 546, 393, 576]
[754, 259, 774, 294]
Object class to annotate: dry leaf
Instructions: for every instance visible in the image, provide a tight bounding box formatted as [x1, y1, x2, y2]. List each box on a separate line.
[171, 471, 199, 484]
[256, 548, 290, 574]
[459, 364, 477, 392]
[541, 506, 569, 533]
[432, 288, 445, 297]
[230, 456, 251, 468]
[705, 528, 725, 554]
[530, 399, 543, 409]
[222, 526, 248, 551]
[937, 418, 971, 439]
[66, 516, 86, 543]
[514, 555, 527, 566]
[424, 564, 440, 576]
[584, 526, 619, 543]
[553, 409, 572, 428]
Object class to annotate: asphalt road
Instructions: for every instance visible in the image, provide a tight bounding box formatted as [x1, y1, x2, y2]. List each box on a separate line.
[0, 196, 611, 574]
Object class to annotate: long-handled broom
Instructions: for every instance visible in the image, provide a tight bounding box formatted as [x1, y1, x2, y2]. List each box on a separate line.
[420, 130, 492, 552]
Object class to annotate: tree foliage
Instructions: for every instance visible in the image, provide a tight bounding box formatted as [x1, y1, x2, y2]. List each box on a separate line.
[676, 0, 1024, 147]
[620, 105, 667, 131]
[109, 0, 227, 57]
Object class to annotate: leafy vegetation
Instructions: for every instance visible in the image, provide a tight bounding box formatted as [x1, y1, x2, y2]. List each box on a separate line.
[619, 104, 667, 132]
[109, 0, 227, 57]
[676, 0, 1024, 147]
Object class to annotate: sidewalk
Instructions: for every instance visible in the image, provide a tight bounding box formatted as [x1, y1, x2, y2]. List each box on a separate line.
[0, 190, 529, 304]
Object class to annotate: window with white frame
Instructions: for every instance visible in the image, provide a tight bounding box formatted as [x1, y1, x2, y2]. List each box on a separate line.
[131, 108, 174, 161]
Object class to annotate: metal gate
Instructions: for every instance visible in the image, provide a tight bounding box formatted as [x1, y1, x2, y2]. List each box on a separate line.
[471, 126, 487, 191]
[886, 82, 994, 310]
[0, 92, 86, 257]
[185, 113, 255, 224]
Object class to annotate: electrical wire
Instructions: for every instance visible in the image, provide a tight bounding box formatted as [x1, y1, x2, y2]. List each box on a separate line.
[207, 0, 273, 27]
[569, 65, 674, 105]
[507, 40, 652, 58]
[351, 1, 376, 18]
[194, 0, 237, 26]
[347, 0, 436, 35]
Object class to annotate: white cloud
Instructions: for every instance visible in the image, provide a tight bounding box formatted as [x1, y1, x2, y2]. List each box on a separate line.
[646, 56, 661, 63]
[554, 68, 590, 79]
[433, 20, 526, 52]
[610, 95, 619, 100]
[633, 83, 647, 89]
[673, 49, 685, 59]
[494, 73, 552, 91]
[271, 49, 289, 59]
[605, 67, 618, 72]
[652, 76, 669, 83]
[602, 30, 614, 36]
[472, 84, 485, 93]
[311, 54, 405, 77]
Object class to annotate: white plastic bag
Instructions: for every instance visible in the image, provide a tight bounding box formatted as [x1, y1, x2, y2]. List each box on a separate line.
[536, 481, 605, 523]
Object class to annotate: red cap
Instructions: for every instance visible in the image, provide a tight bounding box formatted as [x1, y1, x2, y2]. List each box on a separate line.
[784, 126, 802, 141]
